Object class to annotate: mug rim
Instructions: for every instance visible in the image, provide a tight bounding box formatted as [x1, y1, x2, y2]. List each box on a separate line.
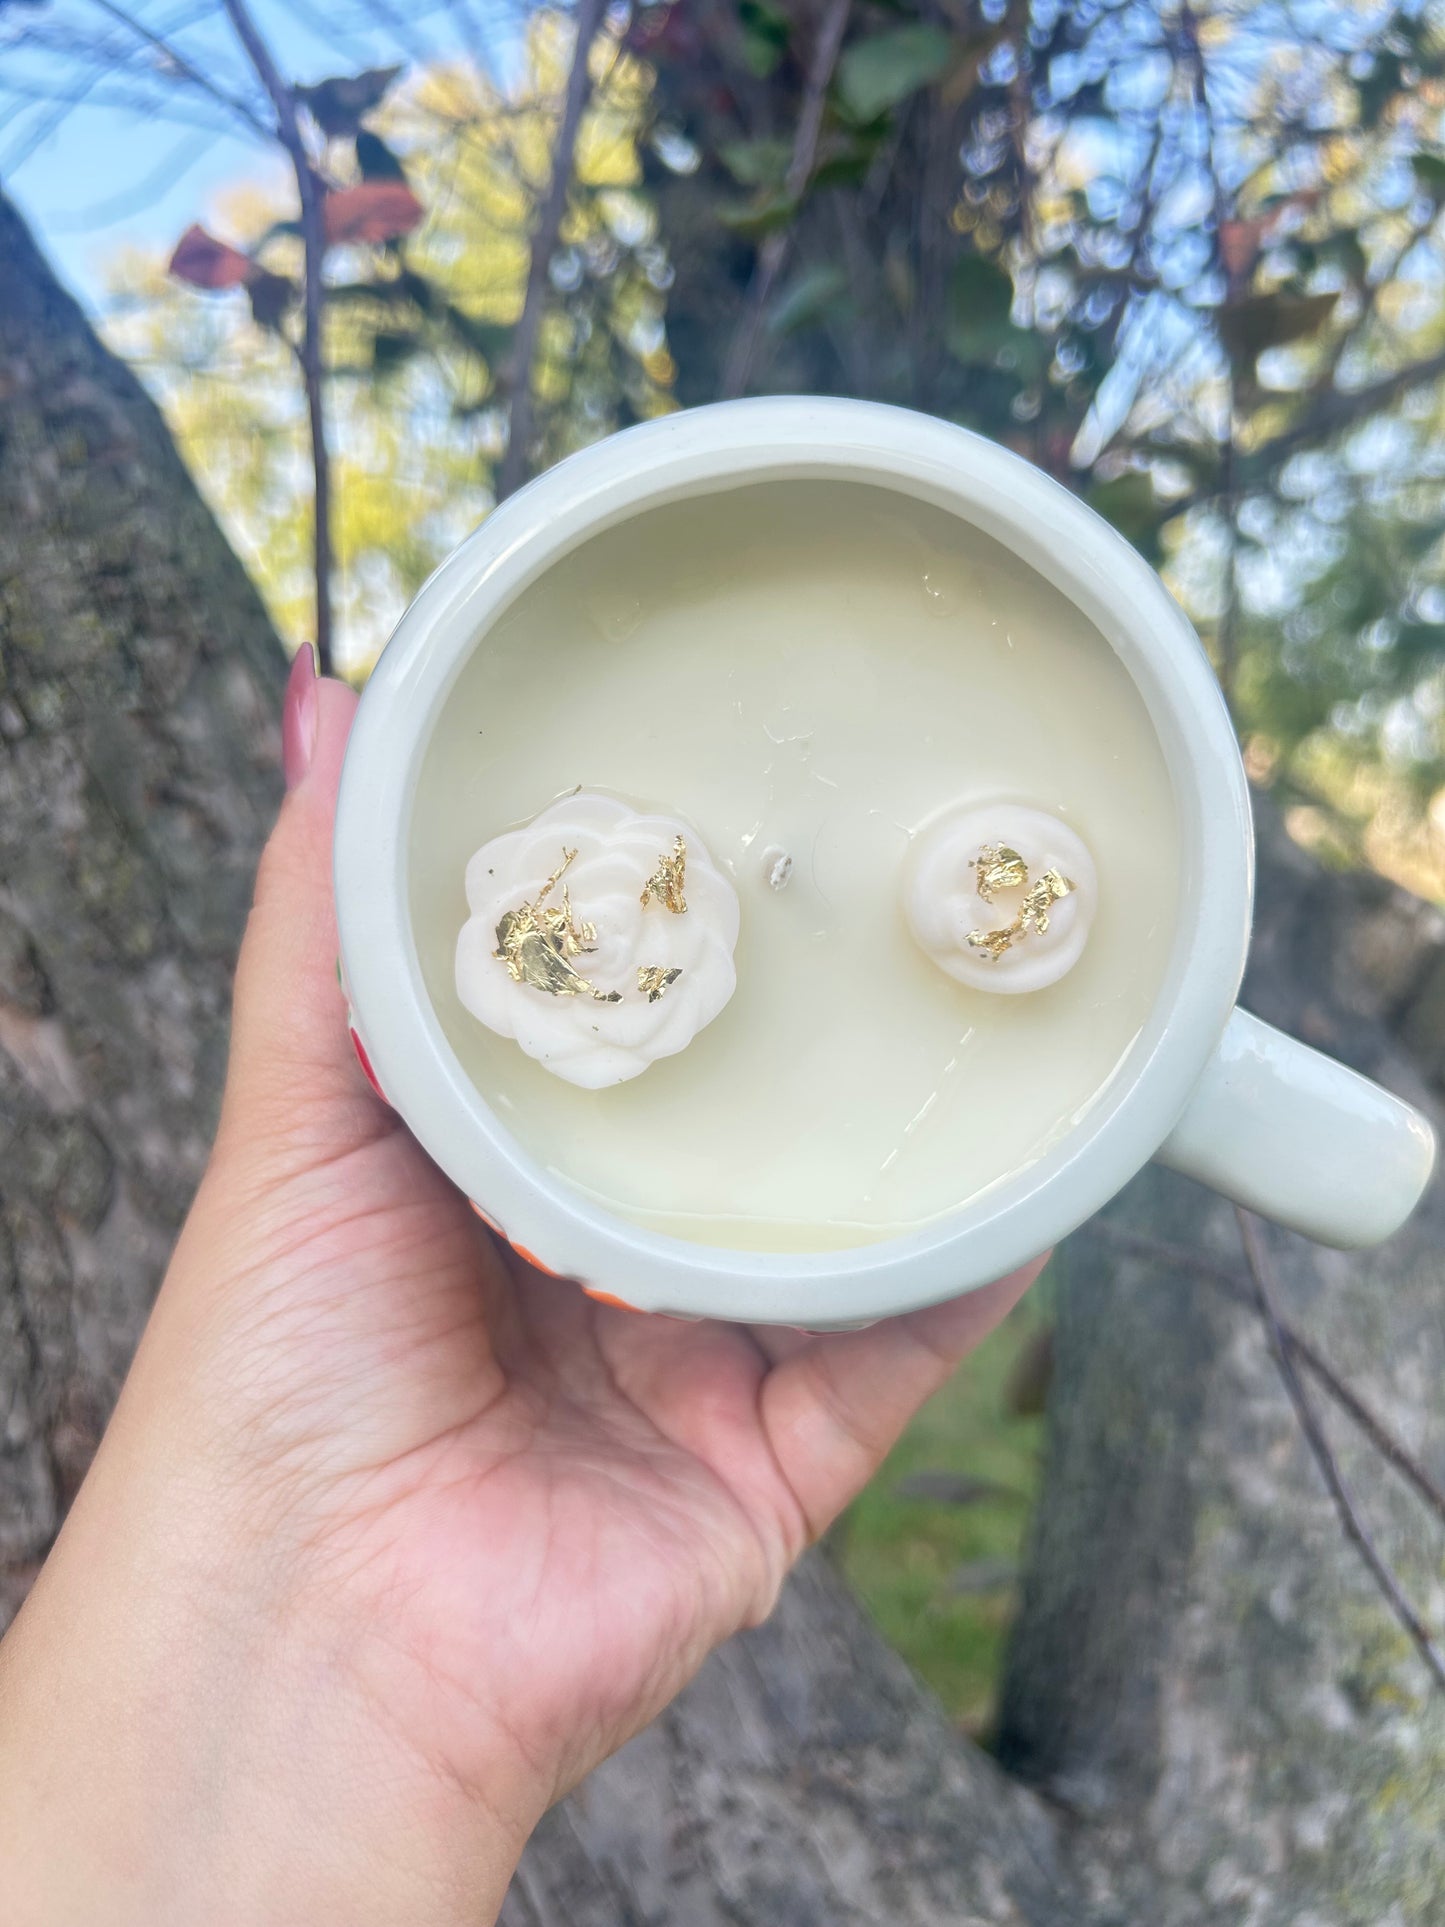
[334, 397, 1253, 1325]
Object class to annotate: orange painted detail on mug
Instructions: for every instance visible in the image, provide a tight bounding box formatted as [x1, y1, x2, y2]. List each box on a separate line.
[509, 1243, 565, 1278]
[348, 1027, 388, 1104]
[582, 1286, 643, 1313]
[467, 1207, 573, 1284]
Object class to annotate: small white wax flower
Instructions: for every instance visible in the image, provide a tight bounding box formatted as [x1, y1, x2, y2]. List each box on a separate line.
[456, 792, 740, 1089]
[902, 803, 1097, 995]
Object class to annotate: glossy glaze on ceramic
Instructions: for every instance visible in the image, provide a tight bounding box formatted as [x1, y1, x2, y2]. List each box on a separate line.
[335, 398, 1434, 1324]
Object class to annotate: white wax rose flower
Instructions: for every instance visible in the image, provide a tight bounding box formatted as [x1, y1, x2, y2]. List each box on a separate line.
[903, 802, 1097, 994]
[456, 791, 740, 1089]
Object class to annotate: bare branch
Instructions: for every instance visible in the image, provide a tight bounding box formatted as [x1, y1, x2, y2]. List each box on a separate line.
[720, 0, 851, 402]
[221, 0, 334, 676]
[86, 0, 272, 140]
[1087, 1223, 1445, 1531]
[1237, 348, 1445, 484]
[1236, 1210, 1445, 1695]
[1164, 344, 1445, 522]
[493, 0, 609, 503]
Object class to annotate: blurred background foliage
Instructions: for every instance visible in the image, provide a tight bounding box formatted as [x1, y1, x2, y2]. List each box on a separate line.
[45, 0, 1445, 891]
[6, 0, 1445, 1728]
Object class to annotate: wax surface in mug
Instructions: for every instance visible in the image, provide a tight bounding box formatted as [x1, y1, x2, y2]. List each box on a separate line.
[409, 481, 1180, 1252]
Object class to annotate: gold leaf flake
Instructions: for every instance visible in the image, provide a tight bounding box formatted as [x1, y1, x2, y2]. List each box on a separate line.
[973, 844, 1029, 903]
[638, 965, 683, 1003]
[494, 849, 622, 1002]
[640, 836, 688, 914]
[967, 853, 1074, 961]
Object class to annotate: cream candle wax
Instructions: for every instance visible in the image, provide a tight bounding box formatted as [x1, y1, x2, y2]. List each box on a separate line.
[409, 480, 1180, 1253]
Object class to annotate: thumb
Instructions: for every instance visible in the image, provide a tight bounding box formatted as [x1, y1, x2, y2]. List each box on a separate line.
[218, 646, 371, 1161]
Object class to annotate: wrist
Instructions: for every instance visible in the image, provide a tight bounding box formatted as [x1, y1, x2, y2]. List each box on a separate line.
[0, 1434, 539, 1926]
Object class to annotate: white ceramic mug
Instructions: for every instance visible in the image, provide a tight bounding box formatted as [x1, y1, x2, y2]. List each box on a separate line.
[334, 398, 1436, 1326]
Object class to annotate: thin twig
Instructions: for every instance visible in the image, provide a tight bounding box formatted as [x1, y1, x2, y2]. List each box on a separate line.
[222, 0, 334, 676]
[720, 0, 851, 401]
[1215, 423, 1239, 696]
[1234, 347, 1445, 482]
[87, 0, 272, 139]
[494, 0, 609, 503]
[1087, 1223, 1445, 1531]
[1283, 177, 1438, 442]
[1003, 0, 1034, 259]
[1237, 1210, 1445, 1694]
[909, 42, 953, 411]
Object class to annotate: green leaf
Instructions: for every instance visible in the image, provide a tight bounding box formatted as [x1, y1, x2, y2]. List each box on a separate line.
[809, 137, 877, 191]
[246, 269, 295, 332]
[944, 254, 1015, 364]
[1316, 232, 1368, 284]
[1217, 292, 1337, 364]
[394, 267, 439, 315]
[738, 0, 790, 79]
[769, 263, 849, 335]
[836, 25, 953, 124]
[718, 136, 793, 188]
[1411, 152, 1445, 195]
[356, 131, 408, 182]
[717, 190, 799, 239]
[1085, 472, 1162, 560]
[371, 329, 421, 371]
[1356, 49, 1409, 130]
[1395, 621, 1445, 662]
[443, 303, 513, 364]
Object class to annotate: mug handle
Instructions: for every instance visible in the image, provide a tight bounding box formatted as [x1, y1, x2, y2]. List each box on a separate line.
[1155, 1008, 1436, 1248]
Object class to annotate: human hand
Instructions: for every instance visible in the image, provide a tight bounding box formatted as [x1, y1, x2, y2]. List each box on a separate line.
[0, 650, 1044, 1926]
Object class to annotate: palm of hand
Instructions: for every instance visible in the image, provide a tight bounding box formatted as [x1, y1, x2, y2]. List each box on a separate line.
[181, 1096, 1031, 1817]
[144, 684, 1037, 1824]
[182, 1109, 821, 1810]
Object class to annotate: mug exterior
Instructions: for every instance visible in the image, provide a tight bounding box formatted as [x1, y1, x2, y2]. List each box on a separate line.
[334, 397, 1253, 1325]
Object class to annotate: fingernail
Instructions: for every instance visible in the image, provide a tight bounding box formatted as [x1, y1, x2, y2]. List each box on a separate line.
[282, 643, 318, 791]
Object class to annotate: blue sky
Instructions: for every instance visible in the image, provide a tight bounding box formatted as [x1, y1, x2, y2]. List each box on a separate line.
[3, 0, 521, 311]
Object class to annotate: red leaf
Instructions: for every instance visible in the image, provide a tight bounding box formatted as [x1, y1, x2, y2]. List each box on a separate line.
[1219, 218, 1265, 282]
[168, 224, 255, 290]
[322, 180, 424, 247]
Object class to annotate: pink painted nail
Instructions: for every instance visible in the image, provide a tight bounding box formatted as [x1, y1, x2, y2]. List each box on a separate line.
[282, 643, 318, 790]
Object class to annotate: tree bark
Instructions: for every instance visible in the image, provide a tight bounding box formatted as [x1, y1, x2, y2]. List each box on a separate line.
[503, 1552, 1079, 1926]
[3, 187, 1443, 1923]
[994, 807, 1445, 1922]
[0, 189, 286, 1620]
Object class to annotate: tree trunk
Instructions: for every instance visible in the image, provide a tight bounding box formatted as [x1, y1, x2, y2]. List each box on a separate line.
[3, 189, 1443, 1924]
[0, 189, 286, 1620]
[994, 809, 1445, 1923]
[504, 1551, 1079, 1926]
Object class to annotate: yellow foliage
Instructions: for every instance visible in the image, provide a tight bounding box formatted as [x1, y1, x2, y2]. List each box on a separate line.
[99, 14, 674, 677]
